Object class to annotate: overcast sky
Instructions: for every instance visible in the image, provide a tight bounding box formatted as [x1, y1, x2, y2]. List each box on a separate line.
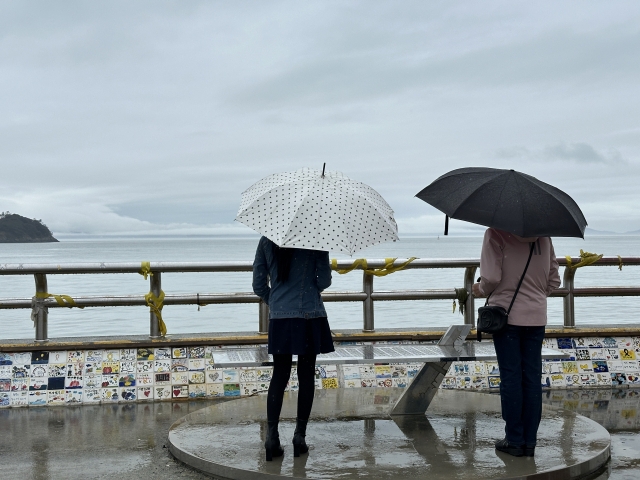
[1, 1, 639, 237]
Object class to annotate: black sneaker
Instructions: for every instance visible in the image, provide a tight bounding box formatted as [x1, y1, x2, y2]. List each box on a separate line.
[523, 445, 535, 457]
[495, 438, 524, 457]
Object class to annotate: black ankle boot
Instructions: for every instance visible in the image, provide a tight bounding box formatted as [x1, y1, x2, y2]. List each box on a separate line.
[292, 418, 309, 457]
[265, 421, 284, 461]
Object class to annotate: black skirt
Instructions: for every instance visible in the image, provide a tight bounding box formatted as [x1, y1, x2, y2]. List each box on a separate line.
[268, 317, 335, 356]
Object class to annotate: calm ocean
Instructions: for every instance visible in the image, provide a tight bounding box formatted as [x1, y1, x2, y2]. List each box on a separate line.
[1, 235, 639, 340]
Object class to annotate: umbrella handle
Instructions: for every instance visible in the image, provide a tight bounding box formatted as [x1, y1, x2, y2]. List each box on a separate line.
[444, 215, 449, 235]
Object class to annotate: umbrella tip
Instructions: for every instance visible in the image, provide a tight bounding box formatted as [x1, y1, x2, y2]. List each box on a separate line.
[444, 215, 449, 236]
[322, 163, 326, 178]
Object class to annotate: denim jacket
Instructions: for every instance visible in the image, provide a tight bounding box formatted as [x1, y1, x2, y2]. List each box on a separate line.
[252, 236, 332, 319]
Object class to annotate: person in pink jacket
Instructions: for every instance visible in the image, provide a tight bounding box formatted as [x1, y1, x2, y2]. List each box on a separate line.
[472, 227, 560, 457]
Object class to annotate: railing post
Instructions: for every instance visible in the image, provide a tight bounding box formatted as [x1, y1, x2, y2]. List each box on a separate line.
[33, 273, 48, 342]
[259, 300, 269, 334]
[149, 271, 162, 338]
[463, 266, 477, 327]
[363, 272, 374, 332]
[563, 266, 576, 328]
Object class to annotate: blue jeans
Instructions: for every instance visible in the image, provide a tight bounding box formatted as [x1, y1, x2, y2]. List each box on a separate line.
[493, 324, 545, 447]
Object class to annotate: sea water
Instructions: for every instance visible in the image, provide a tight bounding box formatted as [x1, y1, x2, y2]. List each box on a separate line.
[1, 235, 639, 340]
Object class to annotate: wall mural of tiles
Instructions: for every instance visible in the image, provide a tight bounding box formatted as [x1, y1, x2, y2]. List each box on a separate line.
[1, 336, 639, 408]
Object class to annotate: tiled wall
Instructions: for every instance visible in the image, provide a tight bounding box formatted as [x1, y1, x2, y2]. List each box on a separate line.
[1, 336, 639, 408]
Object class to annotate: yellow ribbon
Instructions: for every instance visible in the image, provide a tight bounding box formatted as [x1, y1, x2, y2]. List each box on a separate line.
[35, 292, 84, 309]
[145, 290, 167, 337]
[331, 257, 417, 276]
[139, 261, 153, 280]
[565, 250, 603, 269]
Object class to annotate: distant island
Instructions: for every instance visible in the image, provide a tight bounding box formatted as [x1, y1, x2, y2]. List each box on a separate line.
[0, 213, 58, 243]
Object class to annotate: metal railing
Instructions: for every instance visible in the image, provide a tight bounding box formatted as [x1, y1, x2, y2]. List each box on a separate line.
[1, 257, 640, 342]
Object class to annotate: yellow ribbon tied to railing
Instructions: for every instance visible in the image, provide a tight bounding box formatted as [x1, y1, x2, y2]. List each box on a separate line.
[145, 290, 167, 337]
[331, 257, 417, 276]
[35, 292, 84, 309]
[139, 261, 153, 280]
[565, 250, 603, 269]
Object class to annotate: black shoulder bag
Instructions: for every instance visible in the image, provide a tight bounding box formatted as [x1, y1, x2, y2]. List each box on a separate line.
[477, 242, 535, 341]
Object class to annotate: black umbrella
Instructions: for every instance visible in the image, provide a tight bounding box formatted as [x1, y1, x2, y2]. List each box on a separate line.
[416, 167, 587, 238]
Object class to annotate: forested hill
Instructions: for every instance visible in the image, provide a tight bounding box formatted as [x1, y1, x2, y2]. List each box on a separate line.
[0, 213, 58, 243]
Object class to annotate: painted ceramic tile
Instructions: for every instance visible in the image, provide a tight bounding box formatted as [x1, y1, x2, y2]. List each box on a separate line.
[562, 350, 577, 361]
[48, 377, 65, 390]
[154, 360, 171, 372]
[0, 353, 13, 366]
[565, 375, 582, 388]
[544, 374, 566, 388]
[392, 378, 408, 388]
[344, 379, 360, 388]
[223, 370, 239, 383]
[206, 370, 222, 384]
[390, 364, 407, 377]
[11, 365, 30, 379]
[0, 379, 10, 392]
[359, 365, 375, 379]
[488, 376, 501, 388]
[172, 385, 189, 398]
[118, 374, 136, 387]
[153, 348, 171, 361]
[189, 385, 207, 398]
[65, 377, 83, 389]
[626, 373, 640, 385]
[136, 348, 154, 361]
[241, 383, 258, 396]
[101, 361, 120, 375]
[542, 338, 558, 349]
[589, 349, 606, 360]
[585, 338, 604, 348]
[84, 375, 100, 388]
[10, 391, 28, 406]
[471, 376, 489, 389]
[137, 386, 153, 400]
[83, 362, 102, 375]
[49, 351, 67, 364]
[29, 378, 47, 391]
[376, 378, 393, 388]
[579, 374, 596, 386]
[65, 390, 83, 404]
[101, 388, 119, 402]
[453, 363, 470, 376]
[314, 378, 323, 389]
[171, 359, 189, 372]
[120, 387, 136, 401]
[172, 347, 188, 359]
[456, 376, 473, 388]
[154, 372, 171, 385]
[204, 357, 217, 370]
[120, 349, 136, 362]
[542, 362, 562, 374]
[85, 350, 104, 362]
[608, 361, 625, 372]
[0, 366, 11, 379]
[48, 364, 66, 378]
[254, 368, 271, 382]
[137, 372, 153, 386]
[343, 365, 361, 380]
[256, 382, 269, 394]
[239, 369, 257, 383]
[136, 361, 153, 374]
[593, 361, 609, 373]
[101, 375, 118, 388]
[188, 372, 205, 384]
[171, 372, 189, 385]
[556, 338, 573, 349]
[13, 352, 31, 365]
[575, 349, 591, 360]
[67, 351, 85, 362]
[620, 348, 636, 360]
[622, 361, 639, 371]
[287, 380, 299, 392]
[562, 362, 578, 374]
[290, 369, 298, 382]
[31, 351, 49, 364]
[374, 365, 391, 379]
[440, 376, 457, 389]
[103, 350, 120, 362]
[323, 365, 338, 378]
[577, 361, 594, 373]
[154, 386, 172, 400]
[407, 364, 423, 378]
[120, 361, 136, 374]
[470, 362, 487, 376]
[47, 390, 65, 405]
[206, 383, 224, 397]
[360, 378, 376, 388]
[66, 363, 83, 377]
[82, 389, 101, 403]
[11, 378, 28, 392]
[602, 337, 618, 348]
[28, 391, 47, 406]
[611, 372, 628, 385]
[189, 346, 206, 359]
[220, 382, 239, 397]
[188, 359, 205, 371]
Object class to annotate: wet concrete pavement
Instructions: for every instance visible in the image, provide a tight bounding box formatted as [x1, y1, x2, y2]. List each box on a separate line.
[0, 388, 638, 479]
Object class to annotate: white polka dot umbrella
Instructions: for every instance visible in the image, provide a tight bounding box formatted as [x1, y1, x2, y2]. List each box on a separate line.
[235, 167, 399, 254]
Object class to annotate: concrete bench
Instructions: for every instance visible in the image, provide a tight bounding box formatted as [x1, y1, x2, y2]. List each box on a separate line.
[210, 325, 568, 416]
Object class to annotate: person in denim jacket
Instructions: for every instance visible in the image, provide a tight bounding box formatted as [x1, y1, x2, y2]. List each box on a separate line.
[253, 236, 334, 461]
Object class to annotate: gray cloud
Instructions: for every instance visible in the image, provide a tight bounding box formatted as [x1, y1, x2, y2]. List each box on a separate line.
[497, 143, 627, 165]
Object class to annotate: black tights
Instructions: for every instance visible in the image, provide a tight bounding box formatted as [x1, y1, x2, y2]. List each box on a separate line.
[267, 353, 316, 423]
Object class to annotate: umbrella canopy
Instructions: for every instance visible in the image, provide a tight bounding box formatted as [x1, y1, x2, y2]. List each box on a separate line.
[416, 167, 587, 238]
[236, 167, 399, 254]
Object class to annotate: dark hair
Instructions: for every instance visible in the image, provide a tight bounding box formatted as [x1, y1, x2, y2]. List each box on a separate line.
[274, 244, 294, 283]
